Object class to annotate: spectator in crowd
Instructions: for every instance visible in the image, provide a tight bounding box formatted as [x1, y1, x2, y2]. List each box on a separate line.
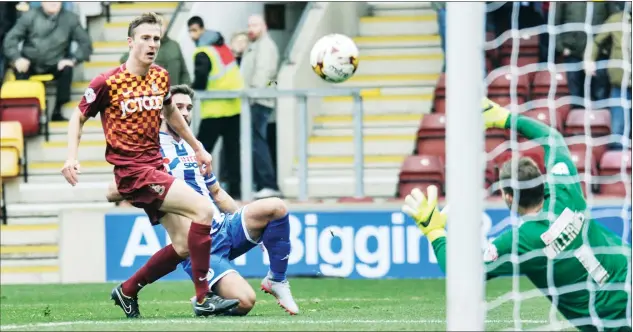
[3, 1, 92, 121]
[0, 2, 19, 85]
[241, 14, 282, 199]
[192, 30, 244, 199]
[187, 16, 224, 47]
[119, 14, 190, 86]
[554, 1, 620, 108]
[586, 6, 632, 151]
[230, 32, 249, 66]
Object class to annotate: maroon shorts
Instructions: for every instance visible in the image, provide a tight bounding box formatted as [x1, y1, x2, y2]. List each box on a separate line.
[114, 164, 175, 225]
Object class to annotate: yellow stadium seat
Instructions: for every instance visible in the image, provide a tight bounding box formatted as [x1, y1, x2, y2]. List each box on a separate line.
[0, 148, 20, 177]
[30, 74, 55, 82]
[0, 121, 24, 158]
[3, 69, 16, 83]
[0, 80, 47, 111]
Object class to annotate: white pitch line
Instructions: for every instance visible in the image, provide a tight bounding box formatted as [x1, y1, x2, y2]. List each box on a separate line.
[0, 318, 550, 331]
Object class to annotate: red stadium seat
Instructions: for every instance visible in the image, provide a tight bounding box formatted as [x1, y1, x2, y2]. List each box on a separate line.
[598, 150, 632, 197]
[568, 147, 599, 195]
[417, 114, 446, 158]
[434, 97, 446, 113]
[337, 197, 375, 203]
[485, 32, 499, 63]
[532, 71, 569, 97]
[565, 138, 609, 167]
[523, 99, 571, 127]
[493, 140, 546, 174]
[485, 160, 499, 194]
[499, 34, 540, 56]
[499, 54, 540, 69]
[487, 95, 527, 108]
[435, 73, 446, 98]
[398, 155, 444, 197]
[522, 108, 564, 133]
[487, 71, 530, 99]
[564, 109, 611, 137]
[0, 99, 40, 137]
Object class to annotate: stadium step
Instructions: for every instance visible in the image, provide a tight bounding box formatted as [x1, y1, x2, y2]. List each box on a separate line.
[3, 181, 110, 204]
[320, 94, 433, 115]
[3, 216, 58, 226]
[27, 140, 105, 162]
[359, 15, 438, 36]
[305, 154, 405, 170]
[356, 54, 443, 75]
[313, 113, 423, 128]
[27, 160, 112, 176]
[6, 202, 115, 218]
[0, 223, 58, 246]
[340, 73, 440, 88]
[312, 127, 418, 136]
[308, 135, 415, 156]
[0, 258, 60, 284]
[354, 35, 441, 49]
[360, 46, 443, 56]
[49, 119, 103, 135]
[82, 61, 119, 81]
[283, 173, 399, 198]
[0, 244, 58, 259]
[92, 41, 129, 54]
[108, 1, 179, 16]
[367, 1, 432, 10]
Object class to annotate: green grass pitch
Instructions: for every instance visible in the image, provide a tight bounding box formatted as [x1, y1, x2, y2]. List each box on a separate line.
[0, 277, 573, 331]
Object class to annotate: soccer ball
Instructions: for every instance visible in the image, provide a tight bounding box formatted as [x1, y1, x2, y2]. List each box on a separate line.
[309, 34, 359, 83]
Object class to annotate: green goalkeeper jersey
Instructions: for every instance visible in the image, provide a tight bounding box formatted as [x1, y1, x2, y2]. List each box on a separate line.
[431, 114, 631, 330]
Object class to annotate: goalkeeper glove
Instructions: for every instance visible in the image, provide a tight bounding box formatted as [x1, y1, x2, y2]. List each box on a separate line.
[482, 98, 510, 129]
[401, 185, 447, 242]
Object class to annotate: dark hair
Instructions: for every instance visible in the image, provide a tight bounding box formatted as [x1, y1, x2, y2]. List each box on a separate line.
[499, 156, 545, 209]
[170, 84, 195, 99]
[128, 12, 163, 38]
[187, 16, 204, 28]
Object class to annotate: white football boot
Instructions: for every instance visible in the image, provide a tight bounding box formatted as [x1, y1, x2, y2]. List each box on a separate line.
[260, 273, 300, 315]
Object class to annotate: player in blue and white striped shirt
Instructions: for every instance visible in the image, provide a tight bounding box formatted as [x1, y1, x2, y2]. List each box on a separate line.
[107, 85, 299, 316]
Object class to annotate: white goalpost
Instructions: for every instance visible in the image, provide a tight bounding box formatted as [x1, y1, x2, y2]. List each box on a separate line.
[445, 2, 486, 331]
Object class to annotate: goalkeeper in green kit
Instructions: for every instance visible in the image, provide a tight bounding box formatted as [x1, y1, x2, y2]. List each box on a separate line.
[402, 99, 632, 332]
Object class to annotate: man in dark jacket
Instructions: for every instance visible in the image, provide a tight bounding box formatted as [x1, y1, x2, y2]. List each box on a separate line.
[119, 15, 190, 86]
[554, 1, 620, 107]
[3, 1, 92, 121]
[0, 2, 19, 85]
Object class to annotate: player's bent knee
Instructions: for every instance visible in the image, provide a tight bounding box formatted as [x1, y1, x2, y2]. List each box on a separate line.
[237, 289, 257, 313]
[268, 197, 288, 220]
[190, 203, 214, 225]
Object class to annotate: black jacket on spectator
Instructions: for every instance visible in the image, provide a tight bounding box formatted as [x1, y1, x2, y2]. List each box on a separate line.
[3, 7, 92, 73]
[0, 2, 18, 47]
[554, 2, 621, 59]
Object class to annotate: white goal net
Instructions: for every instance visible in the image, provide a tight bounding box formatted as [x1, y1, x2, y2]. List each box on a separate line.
[449, 2, 632, 331]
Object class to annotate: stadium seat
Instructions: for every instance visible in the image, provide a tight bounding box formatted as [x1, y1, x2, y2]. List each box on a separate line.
[568, 147, 599, 195]
[487, 71, 530, 100]
[337, 197, 375, 203]
[524, 99, 571, 126]
[0, 80, 47, 137]
[532, 71, 569, 98]
[493, 141, 546, 174]
[499, 34, 540, 56]
[417, 114, 446, 159]
[522, 108, 563, 133]
[433, 74, 446, 113]
[485, 160, 499, 194]
[0, 121, 24, 178]
[398, 155, 444, 198]
[499, 54, 540, 69]
[565, 138, 609, 168]
[563, 109, 611, 137]
[487, 95, 527, 108]
[598, 150, 632, 197]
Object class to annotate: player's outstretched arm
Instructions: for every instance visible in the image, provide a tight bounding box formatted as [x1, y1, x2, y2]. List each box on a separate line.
[163, 103, 212, 176]
[482, 98, 577, 176]
[62, 108, 91, 186]
[402, 186, 525, 279]
[203, 172, 240, 214]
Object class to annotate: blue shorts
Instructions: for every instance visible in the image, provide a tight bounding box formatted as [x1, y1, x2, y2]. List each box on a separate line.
[180, 206, 260, 288]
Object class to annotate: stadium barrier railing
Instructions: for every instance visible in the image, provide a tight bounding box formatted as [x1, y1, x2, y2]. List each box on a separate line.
[194, 87, 383, 202]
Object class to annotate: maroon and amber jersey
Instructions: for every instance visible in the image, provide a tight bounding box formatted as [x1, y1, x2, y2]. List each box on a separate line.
[78, 63, 172, 167]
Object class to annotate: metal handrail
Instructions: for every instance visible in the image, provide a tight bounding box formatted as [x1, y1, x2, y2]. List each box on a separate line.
[164, 1, 184, 38]
[282, 2, 316, 65]
[194, 86, 380, 202]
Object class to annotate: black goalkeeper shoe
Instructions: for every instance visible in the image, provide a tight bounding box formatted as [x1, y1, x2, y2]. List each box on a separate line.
[111, 284, 141, 318]
[191, 292, 240, 317]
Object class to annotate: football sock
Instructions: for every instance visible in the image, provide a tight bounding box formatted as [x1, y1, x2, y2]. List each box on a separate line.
[188, 222, 212, 303]
[262, 213, 291, 282]
[121, 244, 184, 298]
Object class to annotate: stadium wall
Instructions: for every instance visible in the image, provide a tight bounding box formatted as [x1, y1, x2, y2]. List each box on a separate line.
[59, 200, 631, 284]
